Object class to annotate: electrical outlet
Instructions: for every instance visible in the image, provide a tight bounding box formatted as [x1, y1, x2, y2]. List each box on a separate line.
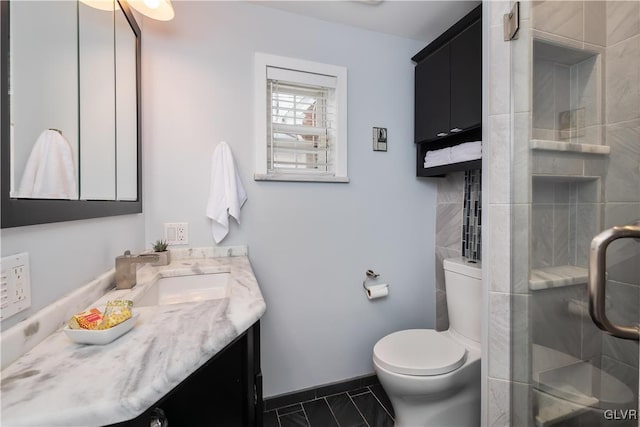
[1, 253, 31, 321]
[13, 266, 26, 301]
[176, 223, 188, 244]
[164, 223, 189, 245]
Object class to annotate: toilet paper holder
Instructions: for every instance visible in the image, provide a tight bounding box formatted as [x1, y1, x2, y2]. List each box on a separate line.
[363, 269, 379, 290]
[363, 269, 389, 293]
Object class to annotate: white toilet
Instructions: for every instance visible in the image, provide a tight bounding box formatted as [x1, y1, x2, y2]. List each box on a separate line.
[373, 257, 482, 427]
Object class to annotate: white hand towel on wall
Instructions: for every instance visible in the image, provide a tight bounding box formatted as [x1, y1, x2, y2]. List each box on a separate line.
[206, 141, 247, 243]
[17, 129, 77, 199]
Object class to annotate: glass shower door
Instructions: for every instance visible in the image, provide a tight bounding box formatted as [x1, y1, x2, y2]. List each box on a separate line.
[510, 1, 640, 426]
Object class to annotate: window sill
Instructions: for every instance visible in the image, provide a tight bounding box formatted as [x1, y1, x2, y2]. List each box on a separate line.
[253, 173, 350, 183]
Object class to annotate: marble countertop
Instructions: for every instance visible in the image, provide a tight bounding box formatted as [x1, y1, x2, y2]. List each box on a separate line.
[1, 248, 266, 426]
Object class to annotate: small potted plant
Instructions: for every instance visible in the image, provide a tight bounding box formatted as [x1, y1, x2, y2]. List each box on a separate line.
[151, 239, 170, 266]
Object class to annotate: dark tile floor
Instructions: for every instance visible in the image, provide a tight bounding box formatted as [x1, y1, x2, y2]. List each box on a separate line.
[264, 384, 395, 427]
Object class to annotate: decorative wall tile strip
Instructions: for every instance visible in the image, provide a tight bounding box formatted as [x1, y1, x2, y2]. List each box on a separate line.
[463, 169, 482, 261]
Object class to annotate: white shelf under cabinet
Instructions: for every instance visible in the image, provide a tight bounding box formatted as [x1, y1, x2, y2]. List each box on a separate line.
[531, 139, 610, 155]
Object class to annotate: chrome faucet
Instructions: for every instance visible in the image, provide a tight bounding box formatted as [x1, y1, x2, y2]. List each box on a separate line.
[115, 250, 160, 290]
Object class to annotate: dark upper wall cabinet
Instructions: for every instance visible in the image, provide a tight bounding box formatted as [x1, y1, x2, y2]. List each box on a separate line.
[415, 46, 450, 143]
[449, 20, 482, 133]
[413, 4, 482, 177]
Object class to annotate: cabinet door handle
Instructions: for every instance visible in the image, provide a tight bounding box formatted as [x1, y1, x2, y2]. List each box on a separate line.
[436, 132, 448, 137]
[450, 127, 463, 133]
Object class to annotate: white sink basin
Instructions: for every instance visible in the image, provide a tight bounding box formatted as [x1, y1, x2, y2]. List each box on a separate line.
[135, 272, 231, 306]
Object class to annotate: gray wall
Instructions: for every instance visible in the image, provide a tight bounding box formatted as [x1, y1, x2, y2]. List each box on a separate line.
[0, 215, 146, 331]
[141, 1, 437, 397]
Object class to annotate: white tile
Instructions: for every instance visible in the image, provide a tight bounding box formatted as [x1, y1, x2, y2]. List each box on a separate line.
[488, 378, 511, 427]
[512, 113, 531, 205]
[606, 36, 640, 124]
[489, 24, 511, 116]
[605, 120, 640, 202]
[533, 60, 556, 131]
[436, 171, 464, 204]
[489, 291, 511, 380]
[512, 204, 531, 294]
[436, 203, 463, 249]
[532, 0, 583, 42]
[531, 28, 584, 52]
[554, 64, 571, 133]
[511, 295, 530, 383]
[488, 114, 511, 204]
[488, 204, 511, 293]
[607, 1, 640, 47]
[489, 1, 512, 28]
[513, 18, 532, 114]
[585, 1, 607, 47]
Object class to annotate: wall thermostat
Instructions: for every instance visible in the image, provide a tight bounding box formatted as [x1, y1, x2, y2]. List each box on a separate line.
[373, 127, 387, 152]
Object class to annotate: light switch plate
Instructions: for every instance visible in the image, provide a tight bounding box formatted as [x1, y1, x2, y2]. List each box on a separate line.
[1, 252, 32, 321]
[373, 127, 387, 152]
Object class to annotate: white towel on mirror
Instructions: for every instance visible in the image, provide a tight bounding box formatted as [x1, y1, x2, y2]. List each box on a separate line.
[450, 141, 482, 163]
[17, 129, 77, 199]
[206, 141, 247, 243]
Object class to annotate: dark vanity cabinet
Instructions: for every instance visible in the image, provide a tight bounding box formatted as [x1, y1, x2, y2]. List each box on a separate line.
[109, 321, 263, 427]
[413, 5, 482, 177]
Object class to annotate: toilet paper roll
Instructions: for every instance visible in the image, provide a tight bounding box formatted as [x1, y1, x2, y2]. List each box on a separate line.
[366, 284, 389, 300]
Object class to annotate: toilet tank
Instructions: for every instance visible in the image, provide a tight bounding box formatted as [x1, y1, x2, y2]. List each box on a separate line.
[443, 257, 482, 343]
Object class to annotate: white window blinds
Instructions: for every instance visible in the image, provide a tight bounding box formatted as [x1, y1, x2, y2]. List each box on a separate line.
[267, 66, 337, 175]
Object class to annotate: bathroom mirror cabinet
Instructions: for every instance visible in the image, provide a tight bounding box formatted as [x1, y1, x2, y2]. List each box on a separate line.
[0, 0, 142, 228]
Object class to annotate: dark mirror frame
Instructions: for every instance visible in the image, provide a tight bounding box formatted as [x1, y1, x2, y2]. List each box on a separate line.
[1, 0, 142, 228]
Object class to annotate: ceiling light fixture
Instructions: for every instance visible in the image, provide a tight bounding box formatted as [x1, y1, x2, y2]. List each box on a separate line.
[128, 0, 175, 21]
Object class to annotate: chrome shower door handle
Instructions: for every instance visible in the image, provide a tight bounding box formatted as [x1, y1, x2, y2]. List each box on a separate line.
[588, 223, 640, 341]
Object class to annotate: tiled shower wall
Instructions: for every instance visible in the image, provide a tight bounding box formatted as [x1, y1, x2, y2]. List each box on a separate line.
[485, 1, 640, 426]
[485, 1, 516, 425]
[599, 0, 640, 400]
[532, 50, 601, 146]
[531, 179, 599, 269]
[528, 0, 640, 420]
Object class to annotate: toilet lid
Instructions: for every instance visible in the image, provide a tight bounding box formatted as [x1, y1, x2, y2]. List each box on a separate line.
[373, 330, 467, 376]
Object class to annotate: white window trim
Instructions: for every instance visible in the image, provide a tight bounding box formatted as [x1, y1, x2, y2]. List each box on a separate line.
[254, 52, 349, 183]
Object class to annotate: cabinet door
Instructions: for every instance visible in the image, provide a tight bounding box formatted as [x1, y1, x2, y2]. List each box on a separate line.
[414, 45, 450, 143]
[449, 19, 482, 132]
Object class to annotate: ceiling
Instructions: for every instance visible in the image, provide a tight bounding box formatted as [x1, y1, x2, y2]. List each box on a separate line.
[253, 1, 481, 43]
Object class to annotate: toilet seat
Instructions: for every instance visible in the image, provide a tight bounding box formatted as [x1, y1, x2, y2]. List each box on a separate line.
[373, 329, 467, 376]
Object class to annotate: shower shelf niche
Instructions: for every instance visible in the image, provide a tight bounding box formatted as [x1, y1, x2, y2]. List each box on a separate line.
[532, 39, 603, 149]
[529, 265, 588, 291]
[529, 176, 600, 291]
[531, 139, 610, 156]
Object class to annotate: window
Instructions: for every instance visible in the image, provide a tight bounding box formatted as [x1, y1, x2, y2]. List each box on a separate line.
[254, 53, 348, 182]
